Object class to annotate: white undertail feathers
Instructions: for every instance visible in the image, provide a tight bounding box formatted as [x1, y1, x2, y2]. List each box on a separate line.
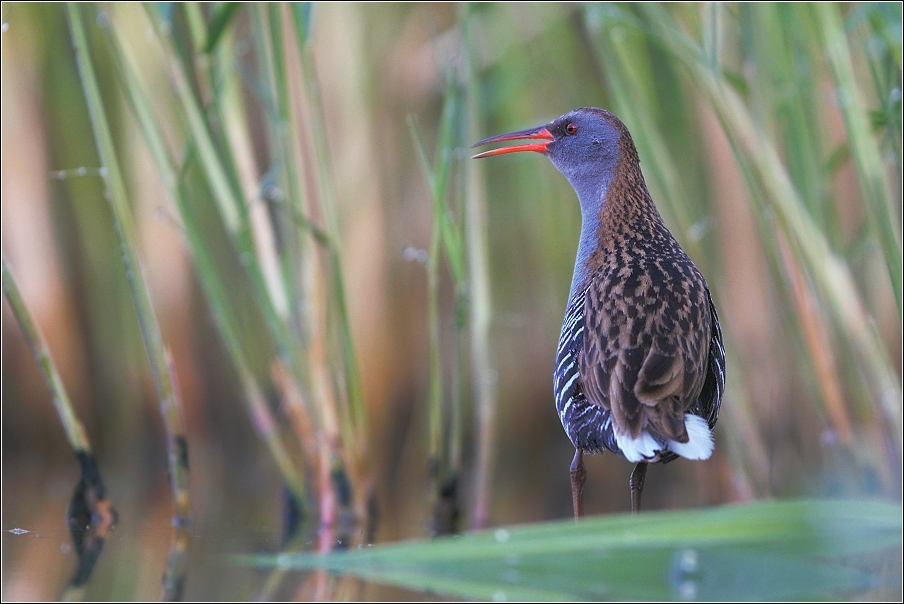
[614, 414, 714, 463]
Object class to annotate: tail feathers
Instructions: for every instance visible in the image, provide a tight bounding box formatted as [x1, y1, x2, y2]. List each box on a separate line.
[667, 414, 714, 460]
[615, 414, 714, 462]
[614, 429, 661, 463]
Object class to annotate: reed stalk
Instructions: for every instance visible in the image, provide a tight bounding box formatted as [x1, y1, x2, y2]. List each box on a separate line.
[142, 4, 312, 405]
[816, 3, 902, 316]
[2, 253, 92, 455]
[67, 4, 190, 597]
[3, 254, 117, 594]
[67, 0, 190, 530]
[407, 76, 464, 533]
[291, 5, 367, 453]
[257, 5, 355, 527]
[461, 2, 498, 531]
[263, 3, 314, 347]
[97, 5, 308, 507]
[408, 114, 445, 486]
[290, 4, 366, 520]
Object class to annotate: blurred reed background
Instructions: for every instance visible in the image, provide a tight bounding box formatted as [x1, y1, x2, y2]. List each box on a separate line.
[1, 2, 900, 600]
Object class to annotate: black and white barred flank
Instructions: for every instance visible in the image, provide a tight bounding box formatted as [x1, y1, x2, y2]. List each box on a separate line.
[554, 287, 617, 455]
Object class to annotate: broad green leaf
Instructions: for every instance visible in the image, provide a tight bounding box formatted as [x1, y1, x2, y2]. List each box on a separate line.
[245, 499, 901, 601]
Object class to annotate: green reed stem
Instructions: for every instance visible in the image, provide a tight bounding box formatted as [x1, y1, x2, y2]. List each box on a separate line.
[250, 3, 317, 416]
[462, 2, 498, 531]
[409, 106, 461, 422]
[408, 115, 445, 471]
[2, 253, 92, 454]
[265, 3, 315, 349]
[67, 2, 191, 524]
[146, 5, 243, 235]
[97, 7, 308, 507]
[816, 3, 902, 317]
[292, 5, 367, 456]
[6, 249, 117, 595]
[183, 3, 207, 53]
[144, 4, 320, 425]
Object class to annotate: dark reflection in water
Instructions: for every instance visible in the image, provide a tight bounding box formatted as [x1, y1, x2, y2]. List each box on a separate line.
[65, 451, 117, 594]
[3, 452, 900, 601]
[1, 510, 427, 601]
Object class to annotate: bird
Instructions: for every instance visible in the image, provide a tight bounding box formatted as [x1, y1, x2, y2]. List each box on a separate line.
[472, 107, 725, 517]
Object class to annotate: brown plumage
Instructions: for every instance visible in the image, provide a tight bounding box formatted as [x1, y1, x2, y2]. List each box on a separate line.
[474, 107, 725, 517]
[580, 143, 712, 444]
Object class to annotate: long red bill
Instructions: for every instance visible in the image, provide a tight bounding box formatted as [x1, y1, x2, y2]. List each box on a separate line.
[471, 126, 553, 159]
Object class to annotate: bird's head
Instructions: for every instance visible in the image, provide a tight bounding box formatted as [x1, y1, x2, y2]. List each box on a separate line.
[473, 107, 634, 212]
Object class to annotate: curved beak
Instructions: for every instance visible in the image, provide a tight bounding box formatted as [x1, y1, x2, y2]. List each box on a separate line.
[471, 125, 554, 159]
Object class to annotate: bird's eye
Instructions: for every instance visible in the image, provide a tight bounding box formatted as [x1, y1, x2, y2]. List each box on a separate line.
[565, 123, 578, 135]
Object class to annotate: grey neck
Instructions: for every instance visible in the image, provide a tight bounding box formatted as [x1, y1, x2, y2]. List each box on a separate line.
[567, 176, 611, 302]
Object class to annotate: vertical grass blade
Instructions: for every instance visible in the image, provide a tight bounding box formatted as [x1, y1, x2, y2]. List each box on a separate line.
[67, 1, 190, 524]
[142, 4, 299, 376]
[407, 82, 464, 533]
[461, 2, 498, 531]
[775, 233, 853, 445]
[264, 3, 314, 347]
[3, 253, 119, 596]
[816, 3, 902, 316]
[291, 3, 368, 474]
[143, 3, 243, 235]
[257, 2, 350, 525]
[407, 114, 445, 482]
[202, 2, 241, 54]
[67, 4, 190, 597]
[97, 9, 309, 510]
[2, 252, 92, 454]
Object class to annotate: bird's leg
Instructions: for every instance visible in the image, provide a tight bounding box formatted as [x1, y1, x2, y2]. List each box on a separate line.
[570, 448, 586, 520]
[629, 462, 648, 514]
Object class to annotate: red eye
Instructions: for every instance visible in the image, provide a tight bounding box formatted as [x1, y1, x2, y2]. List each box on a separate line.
[565, 122, 578, 135]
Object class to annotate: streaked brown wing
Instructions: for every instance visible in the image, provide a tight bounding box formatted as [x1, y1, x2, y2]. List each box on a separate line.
[578, 258, 712, 442]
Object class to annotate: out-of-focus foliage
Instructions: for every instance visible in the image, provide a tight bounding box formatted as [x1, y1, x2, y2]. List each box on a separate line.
[2, 3, 900, 600]
[250, 499, 902, 601]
